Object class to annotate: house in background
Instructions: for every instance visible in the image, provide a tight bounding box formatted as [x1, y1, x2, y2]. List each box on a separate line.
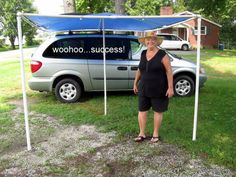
[159, 7, 221, 48]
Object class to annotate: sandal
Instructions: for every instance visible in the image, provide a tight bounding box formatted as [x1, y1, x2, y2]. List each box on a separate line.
[134, 136, 146, 142]
[151, 136, 160, 143]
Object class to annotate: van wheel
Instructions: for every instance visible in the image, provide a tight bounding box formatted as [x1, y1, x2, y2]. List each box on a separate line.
[174, 75, 194, 97]
[55, 78, 82, 103]
[182, 44, 189, 51]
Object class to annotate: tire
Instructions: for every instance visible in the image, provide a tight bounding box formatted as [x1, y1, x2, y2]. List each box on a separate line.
[55, 78, 82, 103]
[174, 75, 194, 97]
[182, 44, 189, 51]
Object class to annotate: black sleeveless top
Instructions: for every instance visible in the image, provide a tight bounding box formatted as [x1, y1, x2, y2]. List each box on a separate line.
[138, 49, 168, 98]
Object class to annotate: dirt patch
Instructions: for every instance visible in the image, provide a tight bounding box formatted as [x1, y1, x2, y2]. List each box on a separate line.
[0, 100, 235, 176]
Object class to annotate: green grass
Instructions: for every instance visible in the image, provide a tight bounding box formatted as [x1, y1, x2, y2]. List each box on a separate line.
[0, 46, 12, 52]
[0, 49, 236, 169]
[0, 45, 39, 52]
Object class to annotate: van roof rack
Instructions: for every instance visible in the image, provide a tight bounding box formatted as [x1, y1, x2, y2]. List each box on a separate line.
[55, 31, 134, 36]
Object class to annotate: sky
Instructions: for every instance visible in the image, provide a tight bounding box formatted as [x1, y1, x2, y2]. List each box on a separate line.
[33, 0, 64, 14]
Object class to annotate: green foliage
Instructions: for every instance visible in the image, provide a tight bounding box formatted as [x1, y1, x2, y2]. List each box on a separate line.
[0, 0, 36, 49]
[186, 0, 236, 49]
[75, 0, 113, 13]
[125, 0, 162, 15]
[0, 46, 11, 52]
[188, 0, 227, 20]
[220, 21, 236, 49]
[24, 27, 37, 46]
[0, 38, 4, 48]
[219, 0, 236, 49]
[173, 0, 187, 13]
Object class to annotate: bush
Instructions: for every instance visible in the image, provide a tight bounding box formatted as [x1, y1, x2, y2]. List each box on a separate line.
[0, 39, 4, 48]
[25, 39, 42, 47]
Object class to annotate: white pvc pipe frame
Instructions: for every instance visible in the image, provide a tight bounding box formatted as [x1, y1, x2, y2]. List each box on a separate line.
[16, 12, 201, 150]
[17, 14, 32, 151]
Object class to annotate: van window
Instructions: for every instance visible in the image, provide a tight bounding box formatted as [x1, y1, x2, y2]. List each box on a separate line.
[86, 37, 130, 60]
[171, 35, 180, 41]
[130, 40, 141, 55]
[43, 38, 86, 59]
[159, 35, 171, 40]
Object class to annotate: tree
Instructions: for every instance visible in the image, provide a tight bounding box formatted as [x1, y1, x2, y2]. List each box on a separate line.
[63, 0, 76, 13]
[115, 0, 125, 14]
[173, 0, 187, 13]
[186, 0, 236, 49]
[75, 0, 113, 14]
[125, 0, 162, 15]
[0, 0, 36, 49]
[187, 0, 228, 21]
[218, 0, 236, 48]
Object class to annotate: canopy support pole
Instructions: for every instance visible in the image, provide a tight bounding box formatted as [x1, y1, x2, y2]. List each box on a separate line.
[17, 13, 32, 150]
[192, 16, 201, 141]
[102, 19, 107, 115]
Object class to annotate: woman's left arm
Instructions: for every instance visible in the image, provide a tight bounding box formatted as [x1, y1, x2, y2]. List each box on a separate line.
[162, 54, 174, 98]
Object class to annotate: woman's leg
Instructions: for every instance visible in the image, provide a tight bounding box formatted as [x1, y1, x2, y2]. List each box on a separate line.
[135, 95, 150, 141]
[138, 111, 148, 137]
[153, 111, 163, 138]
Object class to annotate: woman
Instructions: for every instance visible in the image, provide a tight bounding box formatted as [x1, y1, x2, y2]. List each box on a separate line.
[134, 31, 174, 143]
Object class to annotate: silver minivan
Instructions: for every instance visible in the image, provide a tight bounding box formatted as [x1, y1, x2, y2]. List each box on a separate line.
[29, 34, 207, 103]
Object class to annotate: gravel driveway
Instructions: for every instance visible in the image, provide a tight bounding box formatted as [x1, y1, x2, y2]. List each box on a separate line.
[0, 100, 235, 177]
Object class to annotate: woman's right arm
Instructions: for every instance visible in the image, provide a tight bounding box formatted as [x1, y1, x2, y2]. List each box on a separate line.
[133, 69, 141, 94]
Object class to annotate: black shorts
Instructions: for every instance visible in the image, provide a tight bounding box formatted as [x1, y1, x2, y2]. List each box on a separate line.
[138, 95, 169, 112]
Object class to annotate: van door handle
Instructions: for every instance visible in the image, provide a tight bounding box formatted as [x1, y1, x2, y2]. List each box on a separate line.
[117, 66, 127, 70]
[131, 66, 138, 70]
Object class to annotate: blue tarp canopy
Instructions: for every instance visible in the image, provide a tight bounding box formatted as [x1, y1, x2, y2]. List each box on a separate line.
[23, 12, 194, 32]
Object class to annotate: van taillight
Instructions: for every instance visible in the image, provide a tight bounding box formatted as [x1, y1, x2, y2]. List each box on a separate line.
[31, 60, 42, 73]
